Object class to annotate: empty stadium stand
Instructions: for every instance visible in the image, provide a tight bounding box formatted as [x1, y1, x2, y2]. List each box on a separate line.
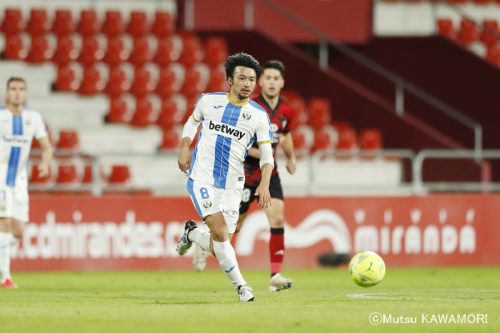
[2, 0, 463, 195]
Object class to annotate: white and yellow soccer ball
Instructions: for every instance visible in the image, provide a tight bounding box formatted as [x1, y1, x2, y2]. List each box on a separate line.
[348, 251, 386, 287]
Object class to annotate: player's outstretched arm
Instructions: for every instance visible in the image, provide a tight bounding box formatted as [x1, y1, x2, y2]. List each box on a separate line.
[37, 136, 53, 177]
[255, 142, 274, 208]
[281, 132, 296, 174]
[178, 137, 192, 174]
[178, 113, 201, 174]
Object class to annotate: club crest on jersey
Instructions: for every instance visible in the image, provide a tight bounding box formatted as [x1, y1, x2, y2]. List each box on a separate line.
[242, 111, 252, 120]
[208, 120, 245, 140]
[203, 201, 213, 209]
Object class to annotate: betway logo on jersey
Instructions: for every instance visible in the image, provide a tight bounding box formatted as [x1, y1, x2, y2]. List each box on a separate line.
[208, 120, 245, 140]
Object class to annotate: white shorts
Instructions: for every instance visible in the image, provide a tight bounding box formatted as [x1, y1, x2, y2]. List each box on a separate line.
[186, 178, 242, 234]
[0, 185, 29, 222]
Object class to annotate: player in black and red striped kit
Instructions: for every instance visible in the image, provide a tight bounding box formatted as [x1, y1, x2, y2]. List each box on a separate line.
[238, 60, 297, 292]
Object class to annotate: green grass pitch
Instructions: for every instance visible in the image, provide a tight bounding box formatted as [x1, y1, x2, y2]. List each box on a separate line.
[0, 267, 498, 333]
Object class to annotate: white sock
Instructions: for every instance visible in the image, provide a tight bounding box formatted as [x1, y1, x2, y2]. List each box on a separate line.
[212, 240, 246, 288]
[0, 232, 12, 282]
[188, 228, 211, 253]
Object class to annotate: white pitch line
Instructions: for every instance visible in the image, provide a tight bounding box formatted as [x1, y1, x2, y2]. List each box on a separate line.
[346, 293, 500, 302]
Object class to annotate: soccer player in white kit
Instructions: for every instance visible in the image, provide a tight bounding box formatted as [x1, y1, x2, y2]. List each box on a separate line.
[177, 53, 274, 302]
[0, 77, 53, 288]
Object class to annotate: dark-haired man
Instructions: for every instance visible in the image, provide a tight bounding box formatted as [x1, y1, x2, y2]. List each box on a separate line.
[176, 53, 274, 302]
[0, 77, 53, 288]
[238, 60, 297, 292]
[192, 60, 298, 293]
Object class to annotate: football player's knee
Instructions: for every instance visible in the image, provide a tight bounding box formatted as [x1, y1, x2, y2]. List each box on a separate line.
[0, 218, 12, 232]
[211, 224, 228, 241]
[270, 214, 285, 228]
[12, 230, 23, 240]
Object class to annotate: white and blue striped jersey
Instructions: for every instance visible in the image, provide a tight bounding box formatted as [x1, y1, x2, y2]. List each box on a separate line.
[0, 107, 47, 188]
[188, 93, 273, 190]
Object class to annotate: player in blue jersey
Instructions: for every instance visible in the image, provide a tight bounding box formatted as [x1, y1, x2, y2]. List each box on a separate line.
[176, 53, 274, 302]
[0, 77, 53, 288]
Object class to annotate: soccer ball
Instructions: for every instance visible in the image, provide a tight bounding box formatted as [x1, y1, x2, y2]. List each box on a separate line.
[348, 251, 386, 287]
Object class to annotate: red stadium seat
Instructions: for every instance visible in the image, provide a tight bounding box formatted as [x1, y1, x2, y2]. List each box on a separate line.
[76, 9, 100, 37]
[336, 126, 358, 150]
[130, 96, 156, 127]
[151, 11, 174, 38]
[291, 125, 314, 153]
[437, 18, 455, 39]
[82, 163, 107, 185]
[182, 95, 200, 123]
[178, 33, 203, 67]
[56, 163, 79, 185]
[78, 36, 104, 65]
[203, 36, 228, 68]
[156, 97, 179, 129]
[458, 19, 479, 45]
[181, 68, 203, 97]
[101, 10, 125, 37]
[359, 128, 383, 151]
[479, 20, 499, 47]
[103, 37, 129, 66]
[158, 128, 180, 150]
[54, 64, 79, 92]
[56, 129, 79, 150]
[206, 68, 228, 92]
[311, 126, 337, 153]
[128, 37, 152, 67]
[105, 66, 130, 97]
[155, 66, 181, 97]
[107, 95, 132, 123]
[281, 90, 308, 125]
[26, 35, 51, 63]
[486, 46, 500, 66]
[52, 36, 78, 66]
[473, 0, 492, 4]
[1, 8, 23, 36]
[127, 11, 150, 37]
[82, 165, 93, 184]
[26, 9, 49, 36]
[78, 65, 104, 95]
[307, 98, 331, 129]
[108, 165, 131, 184]
[130, 67, 155, 97]
[152, 37, 180, 66]
[3, 35, 27, 60]
[30, 164, 53, 184]
[51, 9, 74, 37]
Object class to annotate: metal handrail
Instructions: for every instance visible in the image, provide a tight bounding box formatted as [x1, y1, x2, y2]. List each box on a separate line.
[257, 0, 483, 153]
[309, 149, 416, 195]
[29, 148, 500, 195]
[413, 149, 500, 194]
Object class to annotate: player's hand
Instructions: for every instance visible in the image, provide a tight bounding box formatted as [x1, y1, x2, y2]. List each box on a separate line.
[38, 163, 50, 177]
[178, 147, 191, 174]
[286, 158, 296, 175]
[255, 183, 271, 209]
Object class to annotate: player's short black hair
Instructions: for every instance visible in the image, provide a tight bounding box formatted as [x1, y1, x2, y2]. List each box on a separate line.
[225, 52, 261, 79]
[262, 60, 285, 77]
[6, 77, 26, 89]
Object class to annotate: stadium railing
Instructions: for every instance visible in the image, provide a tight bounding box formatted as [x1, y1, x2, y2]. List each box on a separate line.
[413, 149, 500, 193]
